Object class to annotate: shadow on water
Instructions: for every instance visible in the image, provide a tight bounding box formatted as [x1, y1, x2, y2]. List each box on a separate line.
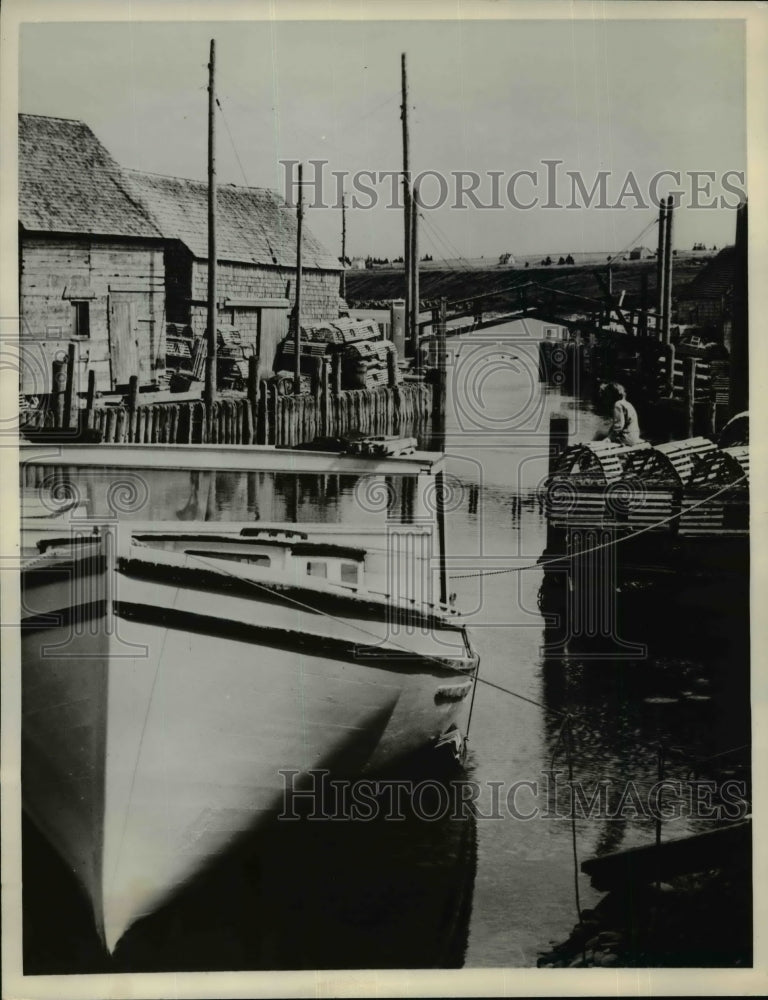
[23, 751, 477, 974]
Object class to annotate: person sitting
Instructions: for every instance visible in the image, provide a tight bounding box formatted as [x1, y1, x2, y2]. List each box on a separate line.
[593, 382, 641, 446]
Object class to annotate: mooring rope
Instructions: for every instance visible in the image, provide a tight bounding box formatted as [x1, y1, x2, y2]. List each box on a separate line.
[451, 472, 748, 580]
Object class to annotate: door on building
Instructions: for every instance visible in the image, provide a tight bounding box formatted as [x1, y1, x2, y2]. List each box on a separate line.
[258, 305, 290, 378]
[108, 293, 151, 388]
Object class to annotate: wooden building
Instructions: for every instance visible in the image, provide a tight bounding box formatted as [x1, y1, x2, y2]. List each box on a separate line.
[19, 114, 166, 394]
[19, 113, 342, 394]
[676, 246, 737, 341]
[122, 170, 342, 380]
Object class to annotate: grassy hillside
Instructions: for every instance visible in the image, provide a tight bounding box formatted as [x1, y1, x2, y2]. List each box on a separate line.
[346, 255, 710, 315]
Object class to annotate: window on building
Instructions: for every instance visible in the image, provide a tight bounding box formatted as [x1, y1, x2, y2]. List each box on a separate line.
[340, 563, 359, 586]
[72, 301, 90, 337]
[307, 561, 327, 579]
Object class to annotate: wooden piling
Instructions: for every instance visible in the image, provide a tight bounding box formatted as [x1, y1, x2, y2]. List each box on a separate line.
[127, 375, 139, 442]
[431, 297, 447, 451]
[662, 195, 674, 345]
[83, 368, 96, 436]
[656, 198, 667, 340]
[257, 379, 268, 444]
[247, 356, 258, 444]
[683, 356, 696, 438]
[51, 356, 67, 428]
[387, 347, 398, 388]
[639, 271, 649, 338]
[729, 199, 748, 415]
[62, 343, 76, 431]
[331, 350, 342, 397]
[547, 412, 569, 478]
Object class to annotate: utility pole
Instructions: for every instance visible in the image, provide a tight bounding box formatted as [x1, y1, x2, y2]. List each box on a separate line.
[401, 53, 412, 353]
[340, 190, 347, 301]
[730, 199, 748, 415]
[662, 195, 674, 345]
[410, 181, 420, 357]
[294, 162, 304, 394]
[205, 38, 218, 406]
[655, 198, 667, 342]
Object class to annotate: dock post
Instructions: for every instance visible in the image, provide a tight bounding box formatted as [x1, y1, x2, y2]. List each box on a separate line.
[683, 356, 696, 437]
[331, 350, 342, 396]
[127, 374, 139, 442]
[659, 341, 676, 398]
[431, 297, 447, 452]
[662, 195, 674, 345]
[435, 469, 449, 607]
[312, 355, 323, 437]
[548, 412, 569, 478]
[656, 198, 667, 340]
[387, 346, 398, 388]
[545, 412, 570, 555]
[390, 299, 406, 359]
[320, 357, 329, 437]
[639, 270, 649, 337]
[706, 382, 718, 440]
[62, 342, 76, 431]
[51, 355, 67, 428]
[85, 368, 96, 411]
[256, 377, 268, 444]
[84, 368, 96, 435]
[247, 356, 258, 443]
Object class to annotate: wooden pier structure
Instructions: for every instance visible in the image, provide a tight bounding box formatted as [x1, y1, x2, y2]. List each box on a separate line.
[21, 355, 435, 450]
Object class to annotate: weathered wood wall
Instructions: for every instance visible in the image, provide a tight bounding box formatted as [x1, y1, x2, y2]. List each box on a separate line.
[188, 260, 340, 372]
[20, 234, 165, 393]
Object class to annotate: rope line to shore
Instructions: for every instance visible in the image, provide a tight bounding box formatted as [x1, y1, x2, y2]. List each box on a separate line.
[450, 473, 748, 579]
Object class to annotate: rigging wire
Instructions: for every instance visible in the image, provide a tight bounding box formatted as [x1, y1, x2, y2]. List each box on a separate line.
[215, 95, 279, 264]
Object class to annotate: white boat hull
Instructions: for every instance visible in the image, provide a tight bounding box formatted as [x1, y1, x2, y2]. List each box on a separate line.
[21, 541, 476, 952]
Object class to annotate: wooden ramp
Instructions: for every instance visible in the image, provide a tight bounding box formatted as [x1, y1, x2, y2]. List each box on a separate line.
[581, 820, 751, 892]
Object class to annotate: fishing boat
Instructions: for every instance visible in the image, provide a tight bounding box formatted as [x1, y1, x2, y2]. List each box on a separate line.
[19, 447, 478, 954]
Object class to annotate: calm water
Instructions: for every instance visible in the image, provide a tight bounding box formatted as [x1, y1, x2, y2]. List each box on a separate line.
[23, 320, 748, 970]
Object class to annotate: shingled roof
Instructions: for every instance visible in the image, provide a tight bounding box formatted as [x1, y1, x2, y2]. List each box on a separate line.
[677, 246, 737, 301]
[19, 113, 340, 271]
[19, 114, 161, 239]
[122, 170, 339, 271]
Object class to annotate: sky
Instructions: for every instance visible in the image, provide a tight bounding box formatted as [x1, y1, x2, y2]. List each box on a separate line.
[19, 17, 746, 262]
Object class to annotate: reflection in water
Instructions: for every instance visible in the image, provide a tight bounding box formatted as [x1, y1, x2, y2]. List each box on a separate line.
[24, 767, 477, 973]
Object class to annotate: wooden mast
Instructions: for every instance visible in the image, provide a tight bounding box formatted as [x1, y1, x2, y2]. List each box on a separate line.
[205, 38, 218, 406]
[294, 162, 304, 393]
[662, 195, 674, 345]
[410, 181, 420, 356]
[655, 197, 667, 341]
[401, 53, 412, 354]
[340, 190, 346, 301]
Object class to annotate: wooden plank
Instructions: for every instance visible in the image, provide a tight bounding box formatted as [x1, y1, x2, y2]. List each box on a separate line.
[223, 297, 290, 309]
[108, 296, 139, 386]
[581, 821, 750, 892]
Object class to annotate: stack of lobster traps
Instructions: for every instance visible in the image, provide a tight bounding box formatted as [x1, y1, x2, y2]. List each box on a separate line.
[545, 434, 749, 574]
[275, 317, 398, 392]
